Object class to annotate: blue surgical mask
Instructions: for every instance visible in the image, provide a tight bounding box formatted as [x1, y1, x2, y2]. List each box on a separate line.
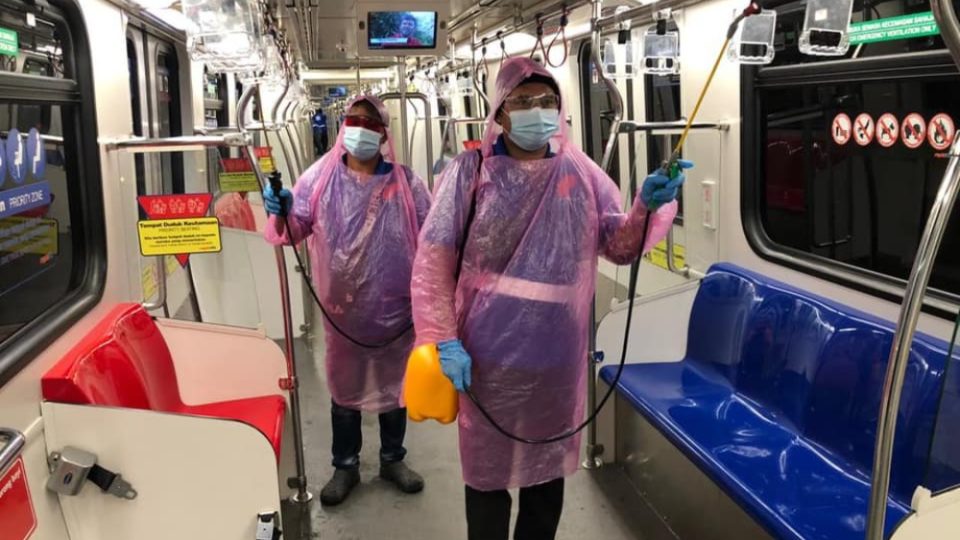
[506, 108, 560, 152]
[343, 126, 382, 161]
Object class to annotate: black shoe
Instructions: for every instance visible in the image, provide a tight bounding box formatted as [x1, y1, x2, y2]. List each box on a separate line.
[379, 462, 424, 494]
[320, 468, 360, 506]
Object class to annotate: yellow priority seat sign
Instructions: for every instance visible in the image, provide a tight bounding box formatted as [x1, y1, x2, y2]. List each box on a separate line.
[137, 217, 222, 257]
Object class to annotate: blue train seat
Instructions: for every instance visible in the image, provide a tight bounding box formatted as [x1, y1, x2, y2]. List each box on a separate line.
[600, 263, 958, 540]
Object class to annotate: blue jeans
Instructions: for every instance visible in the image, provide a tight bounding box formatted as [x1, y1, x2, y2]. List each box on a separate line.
[330, 399, 407, 470]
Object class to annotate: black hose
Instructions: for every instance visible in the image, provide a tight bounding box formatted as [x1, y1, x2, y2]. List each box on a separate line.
[270, 173, 412, 350]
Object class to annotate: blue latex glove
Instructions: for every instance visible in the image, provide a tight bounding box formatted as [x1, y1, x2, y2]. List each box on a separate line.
[640, 159, 693, 208]
[438, 339, 472, 392]
[262, 185, 292, 216]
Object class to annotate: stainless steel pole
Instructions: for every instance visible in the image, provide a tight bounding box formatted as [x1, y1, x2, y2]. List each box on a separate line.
[865, 4, 960, 536]
[582, 0, 624, 470]
[238, 84, 313, 505]
[398, 58, 411, 166]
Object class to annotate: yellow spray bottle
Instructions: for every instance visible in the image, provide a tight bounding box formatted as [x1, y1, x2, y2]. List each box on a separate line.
[403, 343, 459, 424]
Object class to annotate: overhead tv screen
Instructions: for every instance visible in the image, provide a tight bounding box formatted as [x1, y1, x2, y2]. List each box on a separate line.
[367, 11, 438, 50]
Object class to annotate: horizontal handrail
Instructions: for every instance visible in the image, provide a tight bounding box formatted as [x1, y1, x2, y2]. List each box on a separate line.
[0, 427, 25, 477]
[618, 120, 728, 134]
[106, 134, 250, 153]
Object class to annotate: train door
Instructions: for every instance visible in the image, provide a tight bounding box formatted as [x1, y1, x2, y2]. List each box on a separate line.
[125, 27, 201, 320]
[584, 18, 714, 361]
[586, 15, 729, 462]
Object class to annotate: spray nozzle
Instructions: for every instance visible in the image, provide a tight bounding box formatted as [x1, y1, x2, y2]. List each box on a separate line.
[268, 171, 287, 216]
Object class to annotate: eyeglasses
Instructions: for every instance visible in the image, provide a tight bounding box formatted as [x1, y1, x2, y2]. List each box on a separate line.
[343, 114, 385, 132]
[502, 93, 561, 111]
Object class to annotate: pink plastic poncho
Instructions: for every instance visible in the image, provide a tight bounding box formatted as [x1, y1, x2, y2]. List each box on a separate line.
[411, 58, 677, 491]
[215, 192, 257, 232]
[265, 94, 431, 412]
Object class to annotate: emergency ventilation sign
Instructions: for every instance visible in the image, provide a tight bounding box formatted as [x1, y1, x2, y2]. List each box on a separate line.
[849, 11, 940, 45]
[0, 27, 17, 57]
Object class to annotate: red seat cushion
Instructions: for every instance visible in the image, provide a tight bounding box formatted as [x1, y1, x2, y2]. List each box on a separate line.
[183, 396, 287, 459]
[43, 303, 286, 459]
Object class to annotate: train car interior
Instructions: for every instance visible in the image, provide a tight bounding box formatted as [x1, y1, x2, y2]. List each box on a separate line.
[1, 0, 960, 539]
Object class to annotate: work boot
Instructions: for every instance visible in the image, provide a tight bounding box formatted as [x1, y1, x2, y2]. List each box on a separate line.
[379, 461, 424, 494]
[320, 468, 360, 506]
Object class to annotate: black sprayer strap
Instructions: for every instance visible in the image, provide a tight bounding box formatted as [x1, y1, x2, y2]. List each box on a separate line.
[454, 149, 483, 280]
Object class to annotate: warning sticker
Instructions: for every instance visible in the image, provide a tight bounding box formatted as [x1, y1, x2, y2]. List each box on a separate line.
[218, 157, 259, 193]
[876, 113, 899, 148]
[255, 147, 275, 174]
[854, 113, 875, 146]
[928, 113, 955, 151]
[0, 458, 38, 540]
[141, 263, 158, 301]
[647, 239, 685, 272]
[832, 114, 852, 145]
[138, 217, 222, 257]
[901, 113, 926, 149]
[0, 216, 58, 258]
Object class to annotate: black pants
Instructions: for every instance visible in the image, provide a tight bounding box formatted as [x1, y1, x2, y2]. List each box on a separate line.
[465, 478, 564, 540]
[330, 399, 407, 469]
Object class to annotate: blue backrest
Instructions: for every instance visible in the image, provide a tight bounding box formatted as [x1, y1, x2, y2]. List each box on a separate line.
[686, 264, 952, 503]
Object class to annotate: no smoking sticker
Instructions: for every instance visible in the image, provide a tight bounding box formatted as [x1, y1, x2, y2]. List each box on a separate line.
[901, 113, 926, 149]
[928, 113, 955, 151]
[854, 113, 875, 146]
[876, 113, 899, 148]
[832, 113, 852, 145]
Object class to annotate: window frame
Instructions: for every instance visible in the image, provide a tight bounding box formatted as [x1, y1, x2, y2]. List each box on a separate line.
[0, 0, 106, 387]
[741, 49, 960, 319]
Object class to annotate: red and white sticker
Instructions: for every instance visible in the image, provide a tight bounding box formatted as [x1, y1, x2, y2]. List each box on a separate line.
[901, 113, 926, 149]
[832, 113, 852, 145]
[876, 113, 899, 148]
[854, 113, 875, 146]
[0, 458, 38, 540]
[928, 113, 955, 151]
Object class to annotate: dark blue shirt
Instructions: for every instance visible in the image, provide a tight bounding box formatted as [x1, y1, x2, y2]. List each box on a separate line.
[492, 134, 555, 158]
[312, 112, 327, 134]
[341, 153, 393, 174]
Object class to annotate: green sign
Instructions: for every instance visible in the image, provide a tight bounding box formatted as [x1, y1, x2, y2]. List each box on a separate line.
[218, 172, 260, 193]
[849, 11, 940, 45]
[0, 27, 17, 57]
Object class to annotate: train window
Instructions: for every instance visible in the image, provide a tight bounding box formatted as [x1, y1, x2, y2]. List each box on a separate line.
[156, 44, 184, 194]
[0, 105, 74, 340]
[744, 1, 960, 310]
[0, 1, 104, 384]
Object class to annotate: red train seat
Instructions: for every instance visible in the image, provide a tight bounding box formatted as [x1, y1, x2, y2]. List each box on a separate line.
[42, 303, 285, 459]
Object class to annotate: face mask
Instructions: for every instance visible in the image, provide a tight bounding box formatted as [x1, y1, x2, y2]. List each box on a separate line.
[506, 108, 560, 152]
[343, 126, 382, 161]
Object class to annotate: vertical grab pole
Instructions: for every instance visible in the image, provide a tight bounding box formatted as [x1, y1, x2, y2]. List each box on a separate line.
[238, 83, 313, 505]
[866, 2, 960, 537]
[583, 0, 624, 470]
[422, 95, 435, 190]
[583, 0, 623, 469]
[398, 58, 411, 166]
[472, 24, 491, 117]
[274, 98, 314, 340]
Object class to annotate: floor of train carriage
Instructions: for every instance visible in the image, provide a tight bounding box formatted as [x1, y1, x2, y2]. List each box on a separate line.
[276, 304, 677, 540]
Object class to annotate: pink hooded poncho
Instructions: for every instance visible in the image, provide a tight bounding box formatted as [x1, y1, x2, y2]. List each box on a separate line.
[265, 94, 431, 412]
[411, 58, 677, 490]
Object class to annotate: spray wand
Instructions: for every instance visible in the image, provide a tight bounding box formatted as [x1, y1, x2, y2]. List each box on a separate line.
[665, 2, 761, 178]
